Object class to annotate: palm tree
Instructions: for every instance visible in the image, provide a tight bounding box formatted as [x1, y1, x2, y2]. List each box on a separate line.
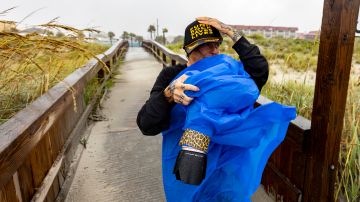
[108, 31, 115, 45]
[162, 28, 168, 45]
[122, 31, 129, 41]
[135, 36, 143, 43]
[129, 33, 136, 43]
[135, 35, 143, 46]
[148, 25, 156, 40]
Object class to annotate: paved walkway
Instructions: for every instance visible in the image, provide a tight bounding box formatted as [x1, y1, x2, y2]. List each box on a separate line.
[65, 47, 273, 202]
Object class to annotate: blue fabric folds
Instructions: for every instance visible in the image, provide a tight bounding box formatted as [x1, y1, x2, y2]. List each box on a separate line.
[162, 54, 296, 202]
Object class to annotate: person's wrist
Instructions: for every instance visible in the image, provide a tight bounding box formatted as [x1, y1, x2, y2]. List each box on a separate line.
[230, 29, 242, 42]
[219, 23, 242, 42]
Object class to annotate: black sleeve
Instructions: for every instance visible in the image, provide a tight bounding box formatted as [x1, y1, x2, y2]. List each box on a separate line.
[136, 67, 180, 136]
[232, 36, 269, 91]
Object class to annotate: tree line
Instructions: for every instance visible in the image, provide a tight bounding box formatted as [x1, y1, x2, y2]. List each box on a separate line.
[147, 25, 168, 44]
[110, 24, 185, 46]
[107, 31, 144, 45]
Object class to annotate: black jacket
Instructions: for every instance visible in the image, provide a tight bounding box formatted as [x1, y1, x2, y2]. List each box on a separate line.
[137, 36, 269, 136]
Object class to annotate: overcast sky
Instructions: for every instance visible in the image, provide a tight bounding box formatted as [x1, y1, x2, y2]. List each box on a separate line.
[2, 0, 326, 39]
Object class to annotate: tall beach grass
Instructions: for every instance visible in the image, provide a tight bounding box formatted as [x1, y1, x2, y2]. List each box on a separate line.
[0, 22, 109, 124]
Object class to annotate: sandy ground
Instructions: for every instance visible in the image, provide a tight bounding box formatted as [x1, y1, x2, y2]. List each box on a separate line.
[269, 62, 360, 85]
[64, 47, 274, 202]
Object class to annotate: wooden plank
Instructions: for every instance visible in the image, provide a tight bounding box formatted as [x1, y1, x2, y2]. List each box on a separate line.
[0, 178, 20, 202]
[29, 134, 53, 189]
[61, 88, 86, 141]
[13, 172, 23, 202]
[272, 122, 310, 190]
[272, 135, 306, 189]
[262, 118, 310, 198]
[256, 95, 311, 191]
[6, 178, 19, 202]
[262, 163, 302, 202]
[29, 73, 88, 202]
[17, 158, 34, 202]
[303, 0, 360, 201]
[0, 73, 90, 189]
[48, 122, 65, 164]
[51, 175, 60, 200]
[0, 188, 5, 201]
[28, 85, 102, 202]
[30, 156, 63, 202]
[57, 165, 65, 187]
[53, 102, 96, 202]
[15, 92, 82, 202]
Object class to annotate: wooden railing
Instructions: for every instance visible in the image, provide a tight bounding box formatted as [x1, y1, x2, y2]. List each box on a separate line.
[143, 40, 311, 201]
[0, 41, 128, 202]
[142, 40, 187, 66]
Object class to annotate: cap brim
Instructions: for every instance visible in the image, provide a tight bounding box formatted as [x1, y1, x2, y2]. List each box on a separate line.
[184, 37, 221, 54]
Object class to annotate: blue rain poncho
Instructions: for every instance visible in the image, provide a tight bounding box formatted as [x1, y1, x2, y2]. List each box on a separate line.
[162, 54, 296, 202]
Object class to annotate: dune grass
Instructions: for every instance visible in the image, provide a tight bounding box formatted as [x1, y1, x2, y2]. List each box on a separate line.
[0, 24, 109, 124]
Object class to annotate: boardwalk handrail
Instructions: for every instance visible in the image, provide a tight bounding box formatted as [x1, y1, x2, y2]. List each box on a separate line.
[143, 40, 187, 66]
[0, 40, 128, 201]
[143, 39, 311, 201]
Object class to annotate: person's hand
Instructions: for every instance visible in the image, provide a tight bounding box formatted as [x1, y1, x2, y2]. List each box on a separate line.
[196, 16, 242, 42]
[164, 74, 199, 105]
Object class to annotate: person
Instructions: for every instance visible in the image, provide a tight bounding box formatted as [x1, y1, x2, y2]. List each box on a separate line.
[137, 17, 296, 201]
[137, 17, 269, 135]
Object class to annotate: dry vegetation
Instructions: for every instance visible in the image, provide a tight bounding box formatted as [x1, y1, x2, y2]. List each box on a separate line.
[0, 20, 109, 124]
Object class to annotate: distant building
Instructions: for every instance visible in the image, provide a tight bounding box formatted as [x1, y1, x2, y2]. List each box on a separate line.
[233, 25, 298, 38]
[304, 31, 320, 40]
[296, 31, 320, 40]
[88, 31, 108, 39]
[0, 21, 16, 32]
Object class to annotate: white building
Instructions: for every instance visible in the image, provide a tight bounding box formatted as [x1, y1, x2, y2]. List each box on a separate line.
[233, 25, 298, 38]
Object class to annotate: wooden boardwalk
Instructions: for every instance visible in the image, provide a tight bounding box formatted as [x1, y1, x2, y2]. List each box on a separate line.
[64, 47, 273, 202]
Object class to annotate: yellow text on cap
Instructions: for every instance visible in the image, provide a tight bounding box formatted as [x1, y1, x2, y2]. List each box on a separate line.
[190, 24, 214, 39]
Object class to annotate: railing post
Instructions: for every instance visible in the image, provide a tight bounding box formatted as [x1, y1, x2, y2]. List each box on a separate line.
[98, 60, 109, 83]
[156, 48, 160, 59]
[303, 1, 360, 201]
[162, 52, 167, 67]
[112, 57, 116, 66]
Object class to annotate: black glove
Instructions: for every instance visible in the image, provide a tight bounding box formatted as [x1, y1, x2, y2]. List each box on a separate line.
[173, 129, 210, 185]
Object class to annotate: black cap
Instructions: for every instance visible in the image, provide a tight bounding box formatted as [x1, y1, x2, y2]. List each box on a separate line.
[183, 20, 223, 54]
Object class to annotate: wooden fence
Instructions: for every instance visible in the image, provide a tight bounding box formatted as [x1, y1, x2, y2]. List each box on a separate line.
[142, 40, 310, 201]
[0, 41, 128, 202]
